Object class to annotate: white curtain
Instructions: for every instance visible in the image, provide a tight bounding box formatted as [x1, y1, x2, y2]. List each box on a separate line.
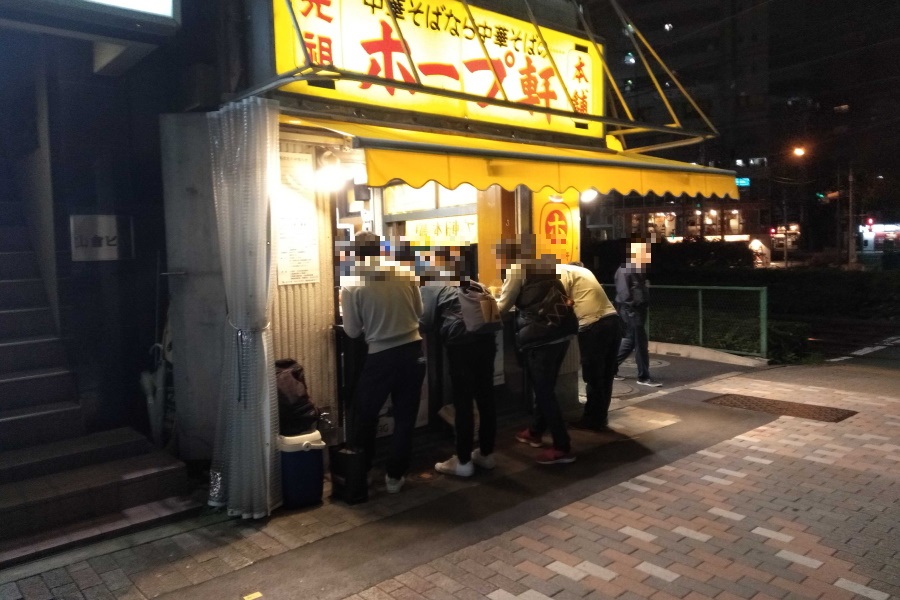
[207, 97, 282, 518]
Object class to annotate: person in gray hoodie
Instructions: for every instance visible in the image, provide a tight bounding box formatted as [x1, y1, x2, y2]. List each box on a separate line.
[341, 232, 426, 494]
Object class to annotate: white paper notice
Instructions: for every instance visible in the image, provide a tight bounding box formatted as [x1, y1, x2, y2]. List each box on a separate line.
[276, 152, 320, 285]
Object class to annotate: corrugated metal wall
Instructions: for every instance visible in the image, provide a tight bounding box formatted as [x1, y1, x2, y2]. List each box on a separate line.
[271, 135, 337, 411]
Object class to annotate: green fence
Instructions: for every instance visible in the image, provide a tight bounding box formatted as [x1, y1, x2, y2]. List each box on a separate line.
[603, 285, 768, 358]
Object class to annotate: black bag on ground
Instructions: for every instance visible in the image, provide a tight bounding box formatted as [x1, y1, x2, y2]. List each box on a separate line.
[275, 359, 319, 435]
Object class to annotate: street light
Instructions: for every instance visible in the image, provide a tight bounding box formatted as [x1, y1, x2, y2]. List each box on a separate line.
[773, 145, 808, 267]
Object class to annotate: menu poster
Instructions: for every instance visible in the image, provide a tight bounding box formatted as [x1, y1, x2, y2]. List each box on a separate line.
[276, 152, 320, 285]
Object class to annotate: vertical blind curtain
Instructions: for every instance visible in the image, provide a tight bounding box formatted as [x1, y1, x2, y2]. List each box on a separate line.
[207, 97, 282, 518]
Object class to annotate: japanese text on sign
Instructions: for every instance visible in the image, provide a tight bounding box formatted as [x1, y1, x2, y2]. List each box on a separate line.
[275, 0, 603, 137]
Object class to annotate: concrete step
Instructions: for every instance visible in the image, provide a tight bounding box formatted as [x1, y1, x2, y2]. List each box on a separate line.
[0, 279, 46, 310]
[0, 202, 26, 227]
[0, 427, 150, 484]
[0, 450, 190, 543]
[0, 226, 30, 252]
[0, 492, 204, 570]
[0, 307, 54, 339]
[0, 401, 84, 451]
[0, 336, 67, 374]
[0, 367, 77, 412]
[0, 251, 39, 280]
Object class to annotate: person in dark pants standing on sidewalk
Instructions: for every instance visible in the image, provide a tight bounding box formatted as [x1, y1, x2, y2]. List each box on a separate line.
[420, 247, 498, 477]
[341, 232, 427, 494]
[558, 262, 622, 431]
[497, 239, 577, 465]
[615, 235, 662, 387]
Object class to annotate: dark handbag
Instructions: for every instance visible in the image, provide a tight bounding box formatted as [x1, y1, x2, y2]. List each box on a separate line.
[515, 278, 578, 350]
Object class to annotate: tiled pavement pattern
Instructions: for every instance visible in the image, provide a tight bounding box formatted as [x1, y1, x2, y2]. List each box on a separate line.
[344, 375, 898, 600]
[0, 403, 678, 600]
[1, 367, 897, 600]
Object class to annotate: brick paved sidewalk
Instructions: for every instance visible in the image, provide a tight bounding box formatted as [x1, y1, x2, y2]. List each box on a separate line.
[344, 369, 899, 600]
[1, 363, 896, 600]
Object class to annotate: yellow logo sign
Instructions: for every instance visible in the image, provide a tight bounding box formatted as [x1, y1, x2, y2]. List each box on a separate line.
[274, 0, 604, 137]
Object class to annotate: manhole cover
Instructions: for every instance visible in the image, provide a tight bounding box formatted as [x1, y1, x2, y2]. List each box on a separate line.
[619, 358, 670, 369]
[704, 394, 857, 423]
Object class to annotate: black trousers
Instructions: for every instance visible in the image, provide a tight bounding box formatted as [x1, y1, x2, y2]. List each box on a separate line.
[446, 335, 497, 462]
[353, 341, 426, 480]
[578, 316, 623, 426]
[525, 339, 572, 452]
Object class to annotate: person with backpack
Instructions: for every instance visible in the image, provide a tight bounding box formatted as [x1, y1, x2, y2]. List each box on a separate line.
[496, 238, 578, 465]
[420, 247, 500, 477]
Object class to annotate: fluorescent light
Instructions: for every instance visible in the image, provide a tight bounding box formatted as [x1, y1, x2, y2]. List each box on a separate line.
[82, 0, 173, 17]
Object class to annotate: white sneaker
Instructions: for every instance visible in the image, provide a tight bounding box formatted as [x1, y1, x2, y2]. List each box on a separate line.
[435, 455, 474, 477]
[385, 474, 406, 493]
[637, 378, 662, 387]
[471, 449, 496, 470]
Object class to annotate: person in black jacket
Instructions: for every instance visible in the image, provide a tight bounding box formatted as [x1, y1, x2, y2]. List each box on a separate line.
[615, 235, 661, 387]
[496, 239, 577, 465]
[420, 247, 498, 477]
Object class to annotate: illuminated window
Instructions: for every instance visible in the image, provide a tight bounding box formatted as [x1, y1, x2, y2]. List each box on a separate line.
[664, 23, 674, 31]
[735, 159, 745, 167]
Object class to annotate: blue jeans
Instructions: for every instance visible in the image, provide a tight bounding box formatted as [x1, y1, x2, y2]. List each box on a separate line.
[617, 307, 650, 381]
[353, 341, 426, 479]
[525, 340, 571, 452]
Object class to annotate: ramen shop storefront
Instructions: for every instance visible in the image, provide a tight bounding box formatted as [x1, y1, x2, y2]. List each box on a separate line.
[162, 0, 740, 516]
[262, 0, 739, 421]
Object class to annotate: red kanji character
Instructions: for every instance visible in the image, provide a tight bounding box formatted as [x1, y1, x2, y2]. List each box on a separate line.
[464, 55, 509, 108]
[517, 59, 558, 121]
[572, 90, 588, 114]
[360, 20, 416, 95]
[298, 0, 333, 23]
[545, 210, 568, 244]
[303, 33, 334, 64]
[573, 57, 589, 83]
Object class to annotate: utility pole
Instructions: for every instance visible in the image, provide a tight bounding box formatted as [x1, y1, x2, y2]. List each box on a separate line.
[781, 188, 789, 267]
[848, 169, 856, 265]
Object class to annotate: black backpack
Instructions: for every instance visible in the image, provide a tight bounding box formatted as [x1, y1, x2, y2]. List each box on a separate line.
[514, 277, 578, 350]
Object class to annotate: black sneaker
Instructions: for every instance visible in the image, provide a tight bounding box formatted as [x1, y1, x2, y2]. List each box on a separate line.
[637, 378, 662, 387]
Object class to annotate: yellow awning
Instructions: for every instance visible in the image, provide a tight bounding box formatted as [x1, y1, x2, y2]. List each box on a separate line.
[285, 117, 738, 198]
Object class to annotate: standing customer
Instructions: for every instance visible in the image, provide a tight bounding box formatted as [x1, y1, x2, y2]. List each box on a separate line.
[497, 239, 577, 465]
[341, 232, 426, 494]
[558, 262, 622, 431]
[615, 235, 662, 387]
[420, 247, 498, 477]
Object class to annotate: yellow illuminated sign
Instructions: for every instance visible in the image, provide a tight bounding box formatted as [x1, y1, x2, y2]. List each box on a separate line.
[274, 0, 605, 137]
[407, 214, 478, 247]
